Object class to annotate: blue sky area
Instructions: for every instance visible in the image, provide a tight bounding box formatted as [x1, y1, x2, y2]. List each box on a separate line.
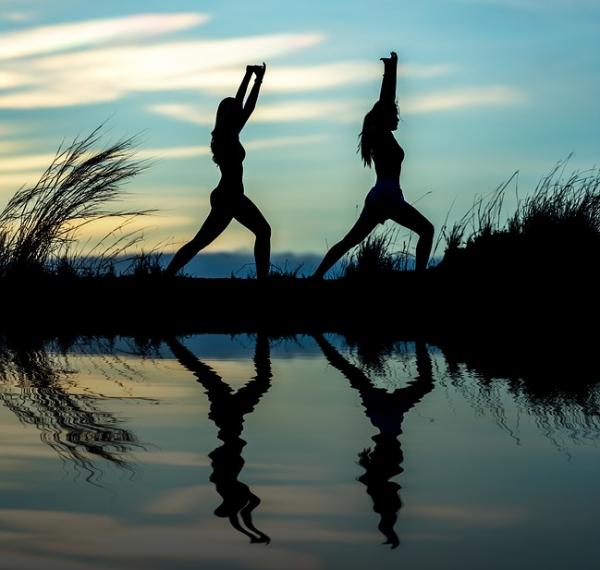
[0, 0, 598, 261]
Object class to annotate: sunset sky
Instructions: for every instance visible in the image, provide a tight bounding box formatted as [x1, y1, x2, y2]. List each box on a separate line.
[0, 0, 598, 257]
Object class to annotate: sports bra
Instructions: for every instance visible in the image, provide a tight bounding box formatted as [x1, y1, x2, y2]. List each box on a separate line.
[373, 134, 404, 181]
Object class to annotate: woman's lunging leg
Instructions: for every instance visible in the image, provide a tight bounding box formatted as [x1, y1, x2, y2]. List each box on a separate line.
[313, 216, 376, 278]
[234, 196, 271, 279]
[166, 209, 232, 276]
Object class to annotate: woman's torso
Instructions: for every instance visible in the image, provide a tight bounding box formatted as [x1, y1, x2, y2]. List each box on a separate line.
[213, 135, 246, 192]
[362, 133, 406, 222]
[372, 132, 404, 183]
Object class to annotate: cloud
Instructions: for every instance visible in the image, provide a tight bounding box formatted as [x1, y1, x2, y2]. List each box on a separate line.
[1, 11, 37, 23]
[0, 509, 323, 570]
[147, 85, 523, 128]
[137, 134, 329, 160]
[0, 32, 328, 109]
[0, 70, 28, 89]
[148, 100, 364, 125]
[0, 13, 209, 61]
[0, 133, 323, 187]
[0, 11, 453, 111]
[403, 85, 525, 113]
[0, 152, 54, 172]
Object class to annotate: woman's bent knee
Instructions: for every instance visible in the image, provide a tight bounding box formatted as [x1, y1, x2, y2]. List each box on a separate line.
[262, 223, 272, 239]
[420, 220, 434, 240]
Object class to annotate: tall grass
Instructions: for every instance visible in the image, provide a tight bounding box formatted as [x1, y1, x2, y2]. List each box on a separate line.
[0, 126, 148, 277]
[342, 228, 414, 277]
[440, 160, 600, 272]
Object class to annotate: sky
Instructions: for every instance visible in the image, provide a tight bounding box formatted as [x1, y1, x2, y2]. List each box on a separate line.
[0, 0, 598, 259]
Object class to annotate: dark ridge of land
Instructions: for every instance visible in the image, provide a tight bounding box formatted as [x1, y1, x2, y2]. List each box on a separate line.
[1, 268, 597, 338]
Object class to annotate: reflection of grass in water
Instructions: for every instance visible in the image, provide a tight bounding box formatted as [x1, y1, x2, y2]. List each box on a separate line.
[342, 338, 422, 392]
[441, 351, 600, 449]
[0, 337, 146, 484]
[341, 332, 600, 448]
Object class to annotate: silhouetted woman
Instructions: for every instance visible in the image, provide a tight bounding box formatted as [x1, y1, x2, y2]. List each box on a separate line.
[313, 334, 434, 548]
[314, 52, 434, 277]
[166, 334, 272, 544]
[166, 64, 271, 278]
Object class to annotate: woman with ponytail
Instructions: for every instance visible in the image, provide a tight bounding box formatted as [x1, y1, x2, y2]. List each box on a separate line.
[166, 64, 271, 278]
[313, 52, 433, 277]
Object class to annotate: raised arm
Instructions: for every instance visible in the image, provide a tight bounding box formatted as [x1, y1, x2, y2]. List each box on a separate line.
[379, 51, 397, 105]
[240, 63, 266, 128]
[235, 66, 253, 105]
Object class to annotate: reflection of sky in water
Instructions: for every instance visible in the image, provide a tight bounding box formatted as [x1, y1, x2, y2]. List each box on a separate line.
[0, 334, 598, 569]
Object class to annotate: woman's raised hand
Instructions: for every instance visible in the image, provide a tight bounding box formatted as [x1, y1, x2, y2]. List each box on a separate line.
[380, 51, 398, 66]
[248, 63, 267, 79]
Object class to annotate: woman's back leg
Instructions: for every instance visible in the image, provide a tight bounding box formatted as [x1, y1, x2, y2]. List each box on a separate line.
[313, 216, 377, 278]
[166, 209, 232, 276]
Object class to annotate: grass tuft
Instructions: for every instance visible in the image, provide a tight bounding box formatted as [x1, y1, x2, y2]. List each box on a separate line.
[342, 228, 413, 278]
[0, 125, 149, 278]
[440, 159, 600, 273]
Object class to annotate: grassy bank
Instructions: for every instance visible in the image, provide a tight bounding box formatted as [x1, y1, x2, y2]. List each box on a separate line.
[439, 159, 600, 274]
[0, 128, 598, 334]
[1, 267, 597, 336]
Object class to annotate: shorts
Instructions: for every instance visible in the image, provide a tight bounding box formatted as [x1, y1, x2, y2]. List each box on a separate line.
[210, 187, 244, 210]
[359, 179, 409, 224]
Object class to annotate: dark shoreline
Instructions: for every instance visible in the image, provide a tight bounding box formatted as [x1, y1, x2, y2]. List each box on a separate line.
[2, 270, 597, 339]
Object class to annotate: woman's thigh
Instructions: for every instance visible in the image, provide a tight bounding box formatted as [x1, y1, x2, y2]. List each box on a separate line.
[189, 207, 232, 246]
[233, 195, 270, 235]
[388, 199, 432, 235]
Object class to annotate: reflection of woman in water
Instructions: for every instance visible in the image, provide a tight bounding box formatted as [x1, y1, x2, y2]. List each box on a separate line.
[166, 64, 271, 278]
[314, 52, 434, 277]
[314, 334, 434, 548]
[166, 334, 271, 543]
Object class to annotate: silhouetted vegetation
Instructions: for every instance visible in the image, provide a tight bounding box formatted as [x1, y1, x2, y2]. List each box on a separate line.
[1, 145, 598, 335]
[0, 125, 149, 279]
[342, 230, 411, 277]
[440, 160, 600, 273]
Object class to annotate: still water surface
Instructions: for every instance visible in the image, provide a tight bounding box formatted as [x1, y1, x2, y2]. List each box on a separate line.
[0, 334, 598, 569]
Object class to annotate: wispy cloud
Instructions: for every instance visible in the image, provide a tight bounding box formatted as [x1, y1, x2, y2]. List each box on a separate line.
[1, 11, 37, 23]
[0, 13, 454, 110]
[403, 85, 525, 113]
[148, 84, 523, 127]
[0, 134, 327, 193]
[0, 152, 54, 172]
[0, 70, 28, 89]
[0, 32, 326, 109]
[0, 13, 208, 61]
[0, 509, 323, 570]
[137, 134, 329, 160]
[148, 100, 364, 125]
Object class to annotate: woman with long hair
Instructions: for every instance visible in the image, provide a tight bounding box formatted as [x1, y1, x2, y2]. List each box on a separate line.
[313, 52, 434, 277]
[166, 64, 271, 278]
